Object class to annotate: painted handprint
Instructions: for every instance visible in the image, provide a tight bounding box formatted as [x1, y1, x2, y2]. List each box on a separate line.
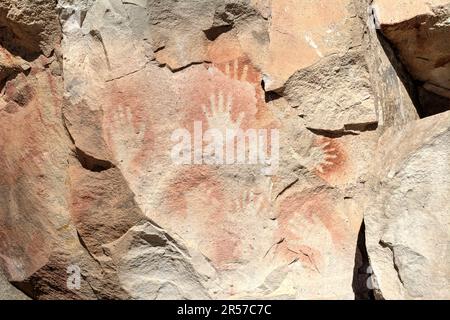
[292, 136, 345, 180]
[308, 139, 338, 174]
[224, 59, 249, 82]
[108, 105, 147, 170]
[202, 92, 245, 134]
[233, 179, 273, 218]
[309, 137, 348, 181]
[233, 190, 271, 218]
[219, 58, 265, 104]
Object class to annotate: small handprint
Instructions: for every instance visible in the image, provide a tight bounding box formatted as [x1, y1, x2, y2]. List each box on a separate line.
[109, 105, 147, 169]
[202, 92, 245, 134]
[233, 188, 272, 218]
[292, 138, 339, 176]
[278, 209, 327, 273]
[224, 59, 249, 82]
[309, 139, 338, 174]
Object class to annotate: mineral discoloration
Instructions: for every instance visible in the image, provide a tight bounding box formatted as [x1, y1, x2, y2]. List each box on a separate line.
[312, 137, 348, 183]
[275, 190, 351, 271]
[0, 0, 448, 300]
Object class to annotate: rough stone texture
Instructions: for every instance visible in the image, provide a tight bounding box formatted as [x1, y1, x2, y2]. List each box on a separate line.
[0, 268, 29, 299]
[373, 0, 450, 93]
[364, 0, 420, 130]
[0, 0, 448, 300]
[373, 0, 450, 116]
[365, 112, 450, 299]
[0, 0, 61, 57]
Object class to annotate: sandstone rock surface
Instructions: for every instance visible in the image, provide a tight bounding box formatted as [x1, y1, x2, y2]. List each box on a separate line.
[0, 0, 448, 300]
[365, 111, 450, 299]
[373, 0, 450, 116]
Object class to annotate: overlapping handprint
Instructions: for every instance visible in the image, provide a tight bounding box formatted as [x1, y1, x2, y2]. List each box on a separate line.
[202, 92, 245, 135]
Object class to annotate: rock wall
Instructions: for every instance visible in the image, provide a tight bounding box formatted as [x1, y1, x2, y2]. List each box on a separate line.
[0, 0, 448, 300]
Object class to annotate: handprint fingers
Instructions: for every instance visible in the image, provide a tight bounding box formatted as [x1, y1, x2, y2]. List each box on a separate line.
[217, 92, 224, 113]
[209, 94, 217, 114]
[225, 62, 231, 79]
[233, 188, 272, 217]
[241, 65, 248, 82]
[203, 92, 244, 132]
[324, 154, 337, 160]
[319, 141, 331, 149]
[112, 108, 120, 126]
[254, 195, 266, 213]
[235, 112, 245, 128]
[225, 94, 233, 113]
[125, 106, 133, 124]
[202, 104, 209, 117]
[233, 60, 239, 80]
[224, 59, 249, 82]
[109, 105, 148, 165]
[136, 121, 147, 141]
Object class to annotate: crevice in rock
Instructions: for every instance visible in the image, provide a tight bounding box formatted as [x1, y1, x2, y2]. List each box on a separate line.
[76, 230, 101, 267]
[89, 30, 111, 70]
[74, 147, 115, 172]
[352, 220, 375, 300]
[63, 121, 115, 173]
[275, 178, 299, 200]
[105, 61, 150, 82]
[418, 84, 450, 117]
[61, 112, 76, 144]
[8, 277, 33, 300]
[160, 60, 207, 73]
[374, 27, 421, 112]
[62, 109, 115, 172]
[306, 127, 360, 138]
[10, 279, 37, 300]
[375, 23, 450, 118]
[264, 91, 282, 103]
[262, 78, 283, 103]
[204, 25, 233, 41]
[0, 25, 41, 62]
[0, 68, 33, 103]
[379, 240, 405, 288]
[306, 121, 379, 137]
[343, 122, 378, 132]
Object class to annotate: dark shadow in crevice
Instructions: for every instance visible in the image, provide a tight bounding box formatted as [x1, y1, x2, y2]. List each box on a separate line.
[306, 127, 360, 138]
[264, 91, 283, 104]
[204, 25, 233, 41]
[376, 27, 450, 118]
[262, 79, 283, 103]
[352, 220, 375, 300]
[375, 30, 423, 116]
[10, 280, 35, 300]
[0, 25, 41, 62]
[417, 84, 450, 117]
[344, 122, 379, 132]
[75, 148, 115, 172]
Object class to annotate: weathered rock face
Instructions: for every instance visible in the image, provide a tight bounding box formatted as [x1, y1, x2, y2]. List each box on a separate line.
[0, 268, 28, 300]
[373, 0, 450, 116]
[365, 112, 450, 299]
[0, 0, 448, 300]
